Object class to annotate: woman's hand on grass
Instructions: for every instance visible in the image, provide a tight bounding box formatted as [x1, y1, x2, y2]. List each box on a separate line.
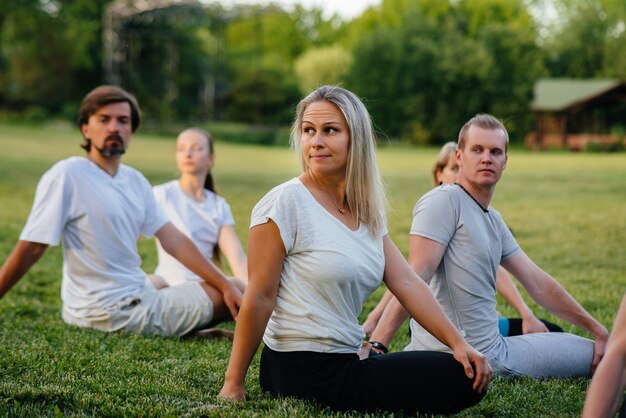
[218, 382, 246, 401]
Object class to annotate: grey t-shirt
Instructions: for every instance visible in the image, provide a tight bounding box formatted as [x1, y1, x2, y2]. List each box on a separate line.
[407, 184, 520, 353]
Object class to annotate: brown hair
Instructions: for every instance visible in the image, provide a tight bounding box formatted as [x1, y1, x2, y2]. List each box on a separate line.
[178, 127, 216, 193]
[457, 113, 508, 152]
[78, 85, 142, 151]
[177, 127, 221, 264]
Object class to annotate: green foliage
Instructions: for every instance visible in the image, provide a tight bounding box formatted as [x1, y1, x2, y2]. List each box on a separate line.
[294, 44, 352, 94]
[475, 23, 547, 137]
[1, 122, 626, 417]
[291, 5, 347, 46]
[1, 0, 626, 148]
[226, 6, 309, 72]
[543, 1, 609, 77]
[224, 66, 301, 125]
[208, 122, 290, 146]
[0, 0, 108, 111]
[224, 6, 309, 125]
[542, 0, 626, 80]
[118, 4, 226, 122]
[347, 27, 404, 138]
[457, 0, 532, 37]
[584, 139, 625, 153]
[341, 0, 420, 47]
[348, 1, 544, 144]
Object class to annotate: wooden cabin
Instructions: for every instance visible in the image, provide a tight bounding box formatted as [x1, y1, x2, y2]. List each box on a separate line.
[526, 79, 626, 151]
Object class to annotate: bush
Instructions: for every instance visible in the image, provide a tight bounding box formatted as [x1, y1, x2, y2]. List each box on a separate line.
[585, 139, 625, 153]
[23, 106, 50, 123]
[402, 121, 432, 146]
[208, 122, 289, 146]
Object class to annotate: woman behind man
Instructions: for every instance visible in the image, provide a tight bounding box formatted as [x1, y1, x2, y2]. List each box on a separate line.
[150, 128, 247, 332]
[218, 86, 491, 414]
[363, 141, 562, 339]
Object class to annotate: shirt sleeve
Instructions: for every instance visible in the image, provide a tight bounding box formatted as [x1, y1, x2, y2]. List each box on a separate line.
[218, 197, 236, 227]
[19, 164, 71, 246]
[409, 187, 459, 247]
[153, 184, 166, 207]
[139, 175, 169, 238]
[498, 213, 521, 261]
[250, 183, 298, 254]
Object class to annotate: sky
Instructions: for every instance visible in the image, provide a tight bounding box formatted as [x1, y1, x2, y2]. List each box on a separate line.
[231, 0, 382, 19]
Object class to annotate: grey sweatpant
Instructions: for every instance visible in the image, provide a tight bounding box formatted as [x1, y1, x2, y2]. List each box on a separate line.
[486, 332, 594, 379]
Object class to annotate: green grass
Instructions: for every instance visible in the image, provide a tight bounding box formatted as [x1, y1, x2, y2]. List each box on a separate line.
[1, 121, 625, 417]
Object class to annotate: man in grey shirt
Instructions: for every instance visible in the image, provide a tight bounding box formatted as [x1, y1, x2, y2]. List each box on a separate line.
[369, 114, 608, 378]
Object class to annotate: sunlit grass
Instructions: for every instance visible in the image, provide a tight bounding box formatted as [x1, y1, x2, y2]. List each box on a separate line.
[1, 122, 625, 416]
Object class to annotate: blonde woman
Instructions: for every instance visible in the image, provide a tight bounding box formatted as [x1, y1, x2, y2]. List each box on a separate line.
[218, 86, 490, 414]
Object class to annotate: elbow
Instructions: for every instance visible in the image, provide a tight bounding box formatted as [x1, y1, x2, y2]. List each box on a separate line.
[31, 242, 49, 258]
[160, 234, 186, 258]
[159, 240, 176, 257]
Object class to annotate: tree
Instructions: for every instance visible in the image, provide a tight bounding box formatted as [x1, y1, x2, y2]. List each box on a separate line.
[224, 5, 308, 124]
[0, 0, 110, 114]
[477, 23, 547, 139]
[541, 0, 626, 79]
[117, 4, 226, 122]
[347, 0, 544, 143]
[294, 44, 352, 94]
[347, 27, 404, 138]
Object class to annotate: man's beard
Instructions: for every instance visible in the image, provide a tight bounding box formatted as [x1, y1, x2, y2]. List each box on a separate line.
[95, 135, 126, 157]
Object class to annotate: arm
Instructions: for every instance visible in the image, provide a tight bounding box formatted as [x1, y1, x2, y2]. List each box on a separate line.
[217, 225, 248, 282]
[370, 234, 446, 347]
[362, 289, 393, 338]
[155, 222, 242, 319]
[495, 266, 548, 334]
[0, 241, 49, 299]
[373, 235, 491, 392]
[501, 250, 609, 370]
[219, 220, 284, 400]
[583, 295, 626, 418]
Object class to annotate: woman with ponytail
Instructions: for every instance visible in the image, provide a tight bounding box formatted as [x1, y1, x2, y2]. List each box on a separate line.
[150, 128, 247, 294]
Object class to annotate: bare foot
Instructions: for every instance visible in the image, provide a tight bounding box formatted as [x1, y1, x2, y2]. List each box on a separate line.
[190, 327, 234, 341]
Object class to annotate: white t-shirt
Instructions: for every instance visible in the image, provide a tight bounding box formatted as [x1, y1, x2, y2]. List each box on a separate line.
[20, 157, 169, 319]
[153, 180, 235, 286]
[406, 184, 520, 353]
[251, 178, 387, 354]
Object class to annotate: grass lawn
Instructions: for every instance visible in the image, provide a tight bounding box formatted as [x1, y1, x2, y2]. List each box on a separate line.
[0, 121, 625, 417]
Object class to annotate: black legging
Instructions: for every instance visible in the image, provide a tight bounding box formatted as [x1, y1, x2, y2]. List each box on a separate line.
[506, 318, 563, 336]
[260, 345, 485, 414]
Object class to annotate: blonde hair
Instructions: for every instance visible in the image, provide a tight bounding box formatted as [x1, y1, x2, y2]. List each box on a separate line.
[290, 85, 387, 236]
[432, 142, 457, 186]
[458, 113, 509, 152]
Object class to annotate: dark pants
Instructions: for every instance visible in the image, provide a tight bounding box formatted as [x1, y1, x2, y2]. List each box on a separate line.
[260, 345, 485, 414]
[506, 318, 563, 336]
